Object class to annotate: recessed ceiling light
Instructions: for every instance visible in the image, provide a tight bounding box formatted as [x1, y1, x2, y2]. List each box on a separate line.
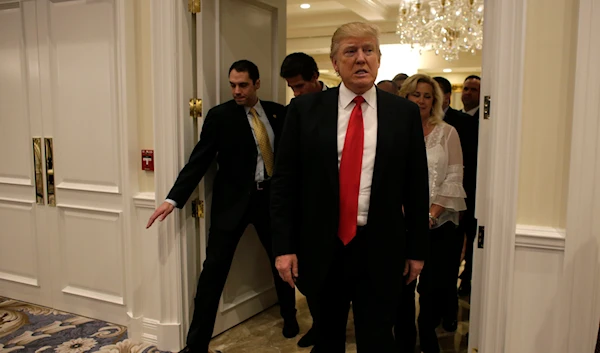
[300, 3, 311, 9]
[443, 68, 452, 73]
[318, 69, 329, 73]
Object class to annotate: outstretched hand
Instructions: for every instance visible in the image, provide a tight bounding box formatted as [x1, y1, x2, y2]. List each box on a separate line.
[146, 201, 175, 228]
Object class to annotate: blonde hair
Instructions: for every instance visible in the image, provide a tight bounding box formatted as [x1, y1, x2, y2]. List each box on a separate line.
[330, 22, 382, 60]
[398, 74, 445, 125]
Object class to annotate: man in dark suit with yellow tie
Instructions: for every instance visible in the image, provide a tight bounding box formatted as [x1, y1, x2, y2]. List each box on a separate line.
[146, 60, 297, 353]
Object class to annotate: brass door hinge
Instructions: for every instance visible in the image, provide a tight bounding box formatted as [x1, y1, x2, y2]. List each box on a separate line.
[189, 98, 202, 119]
[483, 95, 491, 119]
[188, 0, 201, 13]
[191, 199, 204, 218]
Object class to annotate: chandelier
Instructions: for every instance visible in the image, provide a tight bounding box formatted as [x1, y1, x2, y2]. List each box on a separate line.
[396, 0, 484, 61]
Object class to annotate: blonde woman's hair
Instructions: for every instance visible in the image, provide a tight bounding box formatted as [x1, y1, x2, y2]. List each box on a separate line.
[330, 22, 382, 60]
[398, 74, 445, 125]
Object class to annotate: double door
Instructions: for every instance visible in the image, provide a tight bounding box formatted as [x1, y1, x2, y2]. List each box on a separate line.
[0, 0, 130, 325]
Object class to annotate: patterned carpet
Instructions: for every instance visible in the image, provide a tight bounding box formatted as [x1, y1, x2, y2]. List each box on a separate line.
[1, 293, 469, 353]
[0, 297, 168, 353]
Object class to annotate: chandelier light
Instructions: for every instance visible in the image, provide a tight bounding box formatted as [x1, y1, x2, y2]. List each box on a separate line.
[396, 0, 484, 61]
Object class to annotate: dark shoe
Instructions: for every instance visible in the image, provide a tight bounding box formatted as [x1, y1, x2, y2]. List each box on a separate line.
[442, 318, 458, 332]
[282, 317, 300, 338]
[297, 327, 317, 347]
[458, 281, 471, 297]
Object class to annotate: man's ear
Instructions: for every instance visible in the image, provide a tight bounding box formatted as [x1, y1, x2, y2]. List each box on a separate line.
[255, 78, 261, 90]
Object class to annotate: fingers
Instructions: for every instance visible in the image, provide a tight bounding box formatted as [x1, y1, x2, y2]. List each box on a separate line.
[146, 210, 161, 228]
[146, 203, 174, 229]
[292, 258, 299, 278]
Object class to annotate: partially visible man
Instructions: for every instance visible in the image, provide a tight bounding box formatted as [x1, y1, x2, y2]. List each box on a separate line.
[271, 22, 430, 352]
[279, 51, 328, 349]
[433, 76, 477, 331]
[280, 52, 327, 97]
[393, 72, 409, 90]
[376, 79, 399, 95]
[458, 74, 481, 296]
[147, 60, 298, 353]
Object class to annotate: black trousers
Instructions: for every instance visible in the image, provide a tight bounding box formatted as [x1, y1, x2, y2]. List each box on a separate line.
[315, 227, 397, 353]
[459, 216, 477, 286]
[186, 186, 296, 350]
[395, 222, 461, 353]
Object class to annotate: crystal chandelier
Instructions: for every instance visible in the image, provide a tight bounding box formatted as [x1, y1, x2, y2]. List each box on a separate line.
[396, 0, 484, 61]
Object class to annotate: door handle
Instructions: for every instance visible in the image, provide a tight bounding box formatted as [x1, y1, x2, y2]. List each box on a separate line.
[44, 138, 56, 206]
[33, 138, 44, 205]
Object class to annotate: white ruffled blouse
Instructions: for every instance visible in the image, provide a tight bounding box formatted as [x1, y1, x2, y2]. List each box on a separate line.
[425, 122, 467, 228]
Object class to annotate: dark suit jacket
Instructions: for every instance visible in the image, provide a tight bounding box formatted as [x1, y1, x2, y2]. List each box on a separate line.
[444, 107, 479, 217]
[270, 88, 430, 300]
[167, 99, 286, 230]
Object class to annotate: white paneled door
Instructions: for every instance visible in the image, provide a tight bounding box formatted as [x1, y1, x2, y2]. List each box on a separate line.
[184, 0, 287, 337]
[0, 0, 129, 325]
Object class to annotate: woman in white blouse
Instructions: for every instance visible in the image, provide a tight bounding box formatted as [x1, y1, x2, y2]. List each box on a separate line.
[394, 74, 467, 353]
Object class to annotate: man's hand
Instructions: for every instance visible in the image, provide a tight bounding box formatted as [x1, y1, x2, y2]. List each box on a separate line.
[403, 259, 424, 284]
[275, 254, 298, 288]
[146, 201, 175, 228]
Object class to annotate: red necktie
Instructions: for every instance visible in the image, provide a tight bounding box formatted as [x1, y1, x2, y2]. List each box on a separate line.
[338, 95, 365, 245]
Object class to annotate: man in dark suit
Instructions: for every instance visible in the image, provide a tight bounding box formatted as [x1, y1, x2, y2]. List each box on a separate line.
[146, 60, 298, 353]
[433, 76, 477, 332]
[280, 52, 328, 98]
[279, 51, 328, 349]
[271, 22, 430, 352]
[458, 75, 481, 297]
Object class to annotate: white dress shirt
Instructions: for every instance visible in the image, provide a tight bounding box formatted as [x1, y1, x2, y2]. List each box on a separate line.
[463, 106, 479, 116]
[165, 100, 274, 207]
[244, 100, 275, 182]
[337, 83, 378, 226]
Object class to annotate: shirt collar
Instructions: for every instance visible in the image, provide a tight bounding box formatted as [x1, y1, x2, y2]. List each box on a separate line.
[339, 82, 376, 109]
[464, 106, 479, 116]
[244, 99, 264, 116]
[320, 81, 328, 91]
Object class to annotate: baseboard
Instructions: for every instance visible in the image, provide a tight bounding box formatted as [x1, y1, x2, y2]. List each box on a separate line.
[515, 224, 566, 251]
[127, 317, 182, 351]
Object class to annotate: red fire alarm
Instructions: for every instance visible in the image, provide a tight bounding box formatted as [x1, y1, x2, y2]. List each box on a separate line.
[142, 150, 154, 171]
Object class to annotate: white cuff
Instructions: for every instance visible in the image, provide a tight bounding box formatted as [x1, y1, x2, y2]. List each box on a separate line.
[165, 199, 177, 207]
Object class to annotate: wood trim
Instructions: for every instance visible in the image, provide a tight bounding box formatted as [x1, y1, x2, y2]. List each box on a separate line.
[149, 0, 185, 350]
[473, 0, 527, 351]
[564, 0, 600, 350]
[515, 225, 566, 251]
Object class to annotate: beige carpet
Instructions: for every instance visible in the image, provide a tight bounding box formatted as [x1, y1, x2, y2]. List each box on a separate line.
[210, 290, 470, 353]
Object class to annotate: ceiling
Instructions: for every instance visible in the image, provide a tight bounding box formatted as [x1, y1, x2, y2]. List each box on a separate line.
[285, 0, 482, 77]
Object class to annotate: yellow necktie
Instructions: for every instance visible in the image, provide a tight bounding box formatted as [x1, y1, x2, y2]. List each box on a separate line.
[249, 108, 274, 177]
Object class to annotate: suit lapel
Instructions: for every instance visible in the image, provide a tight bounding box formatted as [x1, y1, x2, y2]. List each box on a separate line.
[370, 89, 391, 205]
[318, 88, 341, 195]
[235, 102, 257, 152]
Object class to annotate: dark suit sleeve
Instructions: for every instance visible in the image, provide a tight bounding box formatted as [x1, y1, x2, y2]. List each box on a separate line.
[166, 109, 219, 207]
[403, 104, 431, 261]
[270, 99, 300, 257]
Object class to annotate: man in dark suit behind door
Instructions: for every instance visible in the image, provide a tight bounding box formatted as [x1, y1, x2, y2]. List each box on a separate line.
[271, 22, 430, 352]
[146, 60, 297, 353]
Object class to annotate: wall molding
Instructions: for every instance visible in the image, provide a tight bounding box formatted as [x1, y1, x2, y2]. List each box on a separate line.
[149, 0, 186, 351]
[133, 192, 156, 209]
[515, 225, 566, 251]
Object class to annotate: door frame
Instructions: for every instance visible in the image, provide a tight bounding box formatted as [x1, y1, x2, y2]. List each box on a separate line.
[563, 0, 600, 351]
[147, 0, 600, 351]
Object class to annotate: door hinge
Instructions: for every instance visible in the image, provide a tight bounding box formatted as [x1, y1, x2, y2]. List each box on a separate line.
[191, 199, 204, 218]
[188, 0, 201, 13]
[472, 349, 479, 353]
[483, 95, 491, 119]
[477, 225, 485, 249]
[189, 98, 202, 119]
